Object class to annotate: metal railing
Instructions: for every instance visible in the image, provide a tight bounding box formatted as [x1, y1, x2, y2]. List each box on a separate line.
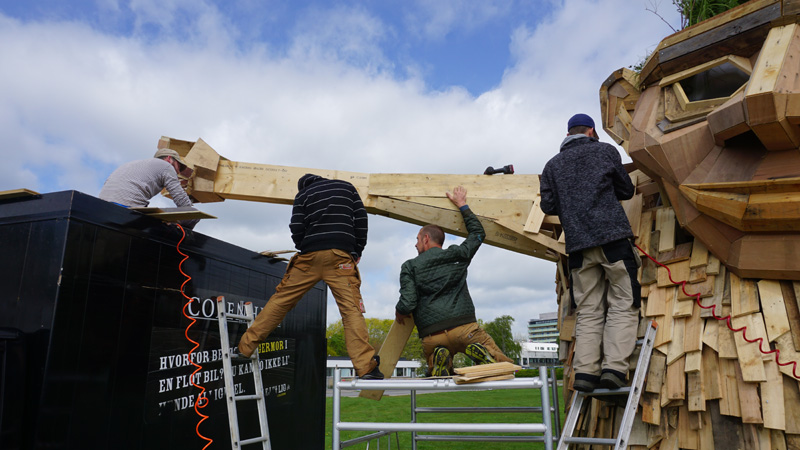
[332, 366, 557, 450]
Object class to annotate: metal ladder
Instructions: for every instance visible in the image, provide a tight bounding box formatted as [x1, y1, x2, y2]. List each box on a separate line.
[216, 297, 272, 450]
[557, 320, 657, 450]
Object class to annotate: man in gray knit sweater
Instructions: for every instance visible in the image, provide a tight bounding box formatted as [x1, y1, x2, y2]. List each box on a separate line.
[540, 114, 640, 392]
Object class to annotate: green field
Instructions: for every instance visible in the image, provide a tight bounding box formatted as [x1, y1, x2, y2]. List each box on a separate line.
[325, 388, 566, 449]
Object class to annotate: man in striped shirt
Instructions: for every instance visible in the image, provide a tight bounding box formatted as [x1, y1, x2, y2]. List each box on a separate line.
[99, 148, 198, 229]
[238, 174, 383, 379]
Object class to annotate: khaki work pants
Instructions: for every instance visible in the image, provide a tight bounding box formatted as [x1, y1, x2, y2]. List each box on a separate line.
[570, 240, 640, 379]
[238, 249, 377, 376]
[421, 322, 513, 373]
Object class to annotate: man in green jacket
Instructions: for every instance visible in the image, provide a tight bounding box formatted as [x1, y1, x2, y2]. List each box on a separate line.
[395, 186, 513, 376]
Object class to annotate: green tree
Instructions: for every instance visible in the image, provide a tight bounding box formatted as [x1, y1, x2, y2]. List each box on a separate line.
[325, 318, 424, 364]
[484, 315, 521, 362]
[325, 321, 347, 356]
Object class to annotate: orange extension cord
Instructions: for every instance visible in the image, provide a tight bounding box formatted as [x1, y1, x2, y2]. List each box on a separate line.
[176, 224, 213, 449]
[635, 243, 800, 380]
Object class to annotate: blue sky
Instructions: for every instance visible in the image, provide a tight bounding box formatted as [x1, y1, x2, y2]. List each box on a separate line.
[0, 0, 680, 338]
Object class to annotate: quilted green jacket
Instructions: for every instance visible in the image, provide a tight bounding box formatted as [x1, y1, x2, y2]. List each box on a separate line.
[395, 207, 484, 338]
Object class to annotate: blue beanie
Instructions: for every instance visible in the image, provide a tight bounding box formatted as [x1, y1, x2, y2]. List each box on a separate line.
[567, 113, 594, 130]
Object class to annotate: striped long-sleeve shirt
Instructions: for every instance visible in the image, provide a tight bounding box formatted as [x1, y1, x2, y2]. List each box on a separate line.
[290, 174, 368, 258]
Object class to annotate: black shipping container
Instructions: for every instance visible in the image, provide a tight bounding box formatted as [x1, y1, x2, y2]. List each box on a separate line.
[0, 191, 326, 449]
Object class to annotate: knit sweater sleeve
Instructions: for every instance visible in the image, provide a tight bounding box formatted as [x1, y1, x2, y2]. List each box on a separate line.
[607, 145, 635, 201]
[395, 260, 417, 315]
[539, 168, 558, 215]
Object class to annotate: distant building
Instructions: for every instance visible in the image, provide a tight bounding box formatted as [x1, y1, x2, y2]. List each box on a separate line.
[527, 312, 559, 343]
[326, 356, 420, 385]
[519, 342, 559, 367]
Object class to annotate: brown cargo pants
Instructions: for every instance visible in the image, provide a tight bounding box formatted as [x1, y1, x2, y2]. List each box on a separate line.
[421, 322, 514, 373]
[570, 239, 641, 381]
[238, 249, 377, 376]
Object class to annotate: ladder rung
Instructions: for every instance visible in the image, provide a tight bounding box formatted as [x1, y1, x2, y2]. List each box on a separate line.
[565, 437, 617, 445]
[226, 313, 251, 321]
[584, 387, 631, 397]
[234, 394, 263, 402]
[238, 436, 270, 446]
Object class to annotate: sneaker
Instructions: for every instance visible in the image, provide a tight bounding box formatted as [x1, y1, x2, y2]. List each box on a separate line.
[572, 378, 597, 392]
[431, 346, 450, 377]
[360, 356, 384, 380]
[599, 371, 626, 390]
[465, 343, 496, 365]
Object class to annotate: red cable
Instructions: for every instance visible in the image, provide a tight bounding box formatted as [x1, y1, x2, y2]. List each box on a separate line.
[634, 243, 800, 380]
[176, 224, 214, 449]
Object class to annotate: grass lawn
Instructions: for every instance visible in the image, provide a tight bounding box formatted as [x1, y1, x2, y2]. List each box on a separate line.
[325, 388, 566, 449]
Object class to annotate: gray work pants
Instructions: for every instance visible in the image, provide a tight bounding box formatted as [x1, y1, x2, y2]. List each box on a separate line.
[570, 239, 640, 379]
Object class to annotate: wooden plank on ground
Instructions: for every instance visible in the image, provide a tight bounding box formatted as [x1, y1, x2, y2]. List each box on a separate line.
[758, 279, 791, 342]
[760, 360, 785, 430]
[359, 317, 416, 400]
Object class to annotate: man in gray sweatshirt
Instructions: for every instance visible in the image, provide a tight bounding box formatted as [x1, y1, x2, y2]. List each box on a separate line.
[540, 113, 640, 392]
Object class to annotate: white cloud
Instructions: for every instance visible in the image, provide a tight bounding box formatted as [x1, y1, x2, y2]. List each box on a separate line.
[0, 1, 680, 338]
[406, 0, 513, 41]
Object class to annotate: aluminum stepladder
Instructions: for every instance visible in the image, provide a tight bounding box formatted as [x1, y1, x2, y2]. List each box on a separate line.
[557, 320, 657, 450]
[216, 297, 272, 450]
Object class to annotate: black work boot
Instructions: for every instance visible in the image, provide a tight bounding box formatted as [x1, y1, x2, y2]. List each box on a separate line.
[360, 355, 385, 380]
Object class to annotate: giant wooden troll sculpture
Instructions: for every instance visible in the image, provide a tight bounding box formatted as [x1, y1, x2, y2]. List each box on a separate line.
[588, 1, 800, 448]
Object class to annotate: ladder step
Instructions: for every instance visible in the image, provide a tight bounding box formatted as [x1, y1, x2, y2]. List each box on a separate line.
[234, 394, 263, 402]
[584, 386, 631, 397]
[226, 313, 251, 321]
[238, 436, 270, 446]
[565, 437, 617, 445]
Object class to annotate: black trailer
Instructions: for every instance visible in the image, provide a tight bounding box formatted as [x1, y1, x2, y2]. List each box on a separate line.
[0, 191, 326, 449]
